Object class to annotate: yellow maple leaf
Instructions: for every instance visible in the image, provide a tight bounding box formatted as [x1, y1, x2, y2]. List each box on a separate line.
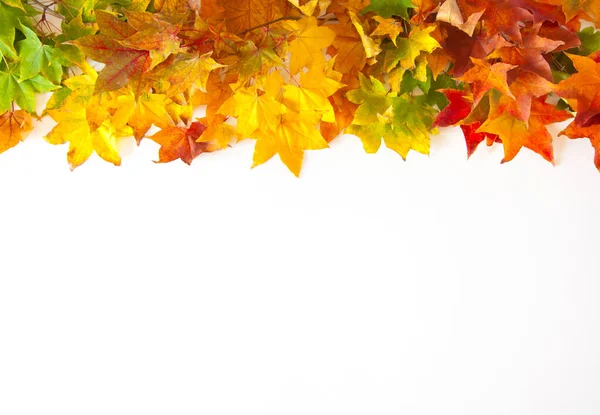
[252, 110, 328, 177]
[370, 16, 403, 46]
[284, 16, 336, 74]
[218, 72, 287, 137]
[349, 12, 382, 59]
[45, 74, 131, 169]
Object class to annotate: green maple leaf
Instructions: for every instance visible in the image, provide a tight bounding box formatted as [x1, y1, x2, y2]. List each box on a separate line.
[0, 1, 28, 60]
[0, 68, 59, 113]
[61, 12, 98, 40]
[346, 73, 393, 125]
[578, 27, 600, 56]
[16, 23, 63, 84]
[346, 75, 436, 157]
[361, 0, 415, 20]
[57, 0, 98, 24]
[381, 26, 439, 72]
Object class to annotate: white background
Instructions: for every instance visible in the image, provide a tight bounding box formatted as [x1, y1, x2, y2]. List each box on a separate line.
[1, 117, 599, 414]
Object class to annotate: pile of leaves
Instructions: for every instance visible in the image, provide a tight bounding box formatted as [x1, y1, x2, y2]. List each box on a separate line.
[1, 0, 600, 175]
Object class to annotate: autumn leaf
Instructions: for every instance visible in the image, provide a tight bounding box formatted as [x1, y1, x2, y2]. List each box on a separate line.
[346, 74, 436, 158]
[252, 110, 329, 176]
[557, 54, 600, 126]
[0, 0, 598, 174]
[45, 73, 129, 168]
[477, 97, 572, 163]
[433, 89, 472, 127]
[361, 0, 415, 20]
[436, 0, 483, 37]
[452, 0, 534, 43]
[221, 0, 295, 32]
[284, 17, 336, 73]
[151, 52, 225, 96]
[370, 16, 403, 45]
[460, 121, 498, 158]
[0, 110, 33, 154]
[328, 16, 368, 73]
[349, 11, 382, 58]
[383, 25, 440, 71]
[75, 35, 152, 93]
[16, 23, 63, 84]
[488, 23, 564, 82]
[109, 92, 177, 142]
[560, 115, 600, 171]
[504, 70, 556, 123]
[218, 72, 287, 137]
[150, 122, 211, 164]
[458, 58, 516, 107]
[543, 0, 600, 25]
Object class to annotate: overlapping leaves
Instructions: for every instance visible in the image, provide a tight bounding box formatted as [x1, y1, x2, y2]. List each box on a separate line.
[0, 0, 599, 174]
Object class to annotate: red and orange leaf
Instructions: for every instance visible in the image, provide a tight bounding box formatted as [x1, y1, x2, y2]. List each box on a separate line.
[458, 58, 516, 107]
[560, 116, 600, 171]
[150, 122, 212, 165]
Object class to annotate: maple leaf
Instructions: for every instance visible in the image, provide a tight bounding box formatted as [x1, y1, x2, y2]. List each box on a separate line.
[349, 11, 382, 58]
[370, 16, 403, 45]
[252, 110, 329, 176]
[45, 73, 130, 169]
[328, 16, 368, 73]
[196, 118, 239, 150]
[383, 25, 440, 71]
[94, 10, 136, 41]
[75, 11, 182, 94]
[560, 115, 600, 172]
[0, 67, 59, 113]
[460, 121, 498, 158]
[578, 27, 600, 56]
[218, 72, 287, 137]
[0, 0, 597, 174]
[0, 0, 28, 60]
[503, 70, 556, 123]
[557, 54, 600, 126]
[284, 17, 336, 73]
[108, 92, 177, 142]
[477, 97, 572, 163]
[193, 72, 236, 123]
[361, 0, 415, 19]
[346, 74, 436, 157]
[221, 0, 295, 32]
[75, 35, 152, 93]
[438, 24, 509, 76]
[458, 58, 516, 107]
[411, 0, 440, 23]
[436, 0, 483, 37]
[283, 63, 343, 123]
[120, 11, 181, 68]
[0, 110, 33, 154]
[155, 0, 202, 18]
[452, 0, 534, 44]
[346, 73, 393, 126]
[538, 22, 581, 52]
[488, 23, 564, 82]
[16, 23, 63, 84]
[543, 0, 600, 25]
[288, 0, 319, 15]
[150, 122, 212, 165]
[151, 52, 225, 96]
[433, 89, 472, 127]
[321, 90, 359, 142]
